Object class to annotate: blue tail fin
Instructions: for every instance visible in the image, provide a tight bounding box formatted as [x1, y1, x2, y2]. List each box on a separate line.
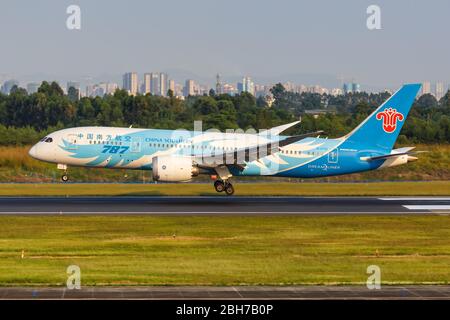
[343, 84, 421, 152]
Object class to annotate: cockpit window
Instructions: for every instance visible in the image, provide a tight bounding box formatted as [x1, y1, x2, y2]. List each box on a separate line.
[40, 137, 48, 142]
[44, 137, 53, 143]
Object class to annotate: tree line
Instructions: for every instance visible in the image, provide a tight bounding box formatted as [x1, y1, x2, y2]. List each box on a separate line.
[0, 81, 449, 145]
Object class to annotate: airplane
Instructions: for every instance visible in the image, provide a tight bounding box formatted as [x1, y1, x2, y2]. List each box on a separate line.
[29, 83, 422, 195]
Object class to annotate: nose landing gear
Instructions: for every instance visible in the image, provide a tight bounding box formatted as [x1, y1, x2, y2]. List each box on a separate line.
[57, 164, 69, 182]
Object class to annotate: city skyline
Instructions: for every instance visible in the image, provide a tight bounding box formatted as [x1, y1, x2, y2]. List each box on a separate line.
[2, 71, 448, 102]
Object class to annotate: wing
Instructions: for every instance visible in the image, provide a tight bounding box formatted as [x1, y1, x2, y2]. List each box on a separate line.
[195, 130, 324, 169]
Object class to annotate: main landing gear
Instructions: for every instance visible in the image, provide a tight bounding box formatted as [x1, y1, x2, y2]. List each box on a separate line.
[61, 173, 69, 182]
[214, 180, 235, 196]
[213, 166, 234, 195]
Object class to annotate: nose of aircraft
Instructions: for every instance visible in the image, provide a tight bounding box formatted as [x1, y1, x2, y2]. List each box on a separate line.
[28, 144, 38, 159]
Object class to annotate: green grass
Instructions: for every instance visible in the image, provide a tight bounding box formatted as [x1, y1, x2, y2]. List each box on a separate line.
[0, 181, 448, 196]
[1, 215, 450, 286]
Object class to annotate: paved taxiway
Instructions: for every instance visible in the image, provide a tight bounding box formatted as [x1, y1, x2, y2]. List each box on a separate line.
[0, 196, 449, 215]
[1, 285, 449, 300]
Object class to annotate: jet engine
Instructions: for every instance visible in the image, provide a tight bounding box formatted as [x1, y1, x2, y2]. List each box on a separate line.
[152, 156, 199, 182]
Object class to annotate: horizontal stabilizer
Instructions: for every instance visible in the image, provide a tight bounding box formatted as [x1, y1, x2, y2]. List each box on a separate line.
[391, 147, 416, 154]
[361, 147, 425, 161]
[363, 153, 411, 161]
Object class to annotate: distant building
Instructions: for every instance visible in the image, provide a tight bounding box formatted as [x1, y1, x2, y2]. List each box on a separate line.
[148, 73, 158, 95]
[238, 76, 255, 95]
[67, 81, 80, 90]
[215, 74, 222, 95]
[421, 81, 431, 96]
[183, 79, 195, 96]
[222, 83, 236, 95]
[96, 85, 107, 97]
[1, 79, 19, 94]
[237, 82, 243, 93]
[296, 85, 308, 94]
[330, 88, 343, 96]
[106, 82, 118, 94]
[309, 85, 328, 95]
[122, 72, 138, 95]
[351, 83, 360, 93]
[159, 73, 168, 96]
[86, 85, 94, 97]
[67, 81, 80, 91]
[169, 79, 175, 94]
[436, 82, 445, 101]
[98, 82, 118, 96]
[282, 82, 296, 92]
[343, 83, 351, 94]
[343, 82, 360, 94]
[197, 84, 210, 96]
[67, 81, 81, 100]
[87, 82, 119, 97]
[67, 81, 81, 98]
[143, 73, 151, 94]
[255, 84, 271, 98]
[26, 82, 40, 94]
[174, 83, 184, 97]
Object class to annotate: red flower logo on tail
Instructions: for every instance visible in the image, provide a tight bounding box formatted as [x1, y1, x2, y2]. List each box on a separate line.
[376, 108, 404, 133]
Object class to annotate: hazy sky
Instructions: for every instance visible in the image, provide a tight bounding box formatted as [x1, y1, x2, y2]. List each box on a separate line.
[0, 0, 449, 89]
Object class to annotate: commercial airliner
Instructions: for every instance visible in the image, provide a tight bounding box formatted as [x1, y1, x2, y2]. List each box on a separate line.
[29, 84, 422, 195]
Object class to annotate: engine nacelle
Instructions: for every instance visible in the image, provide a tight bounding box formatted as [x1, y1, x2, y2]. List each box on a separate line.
[152, 156, 199, 182]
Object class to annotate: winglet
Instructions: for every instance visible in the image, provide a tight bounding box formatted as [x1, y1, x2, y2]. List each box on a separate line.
[259, 121, 301, 136]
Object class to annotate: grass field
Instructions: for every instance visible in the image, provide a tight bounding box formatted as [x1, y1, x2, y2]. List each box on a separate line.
[0, 215, 449, 286]
[0, 181, 448, 196]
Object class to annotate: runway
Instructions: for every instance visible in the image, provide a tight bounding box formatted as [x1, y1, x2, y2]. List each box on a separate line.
[0, 196, 449, 215]
[1, 285, 449, 300]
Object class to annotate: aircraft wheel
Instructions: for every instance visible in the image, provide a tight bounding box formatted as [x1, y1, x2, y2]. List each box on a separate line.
[224, 183, 235, 196]
[61, 174, 69, 182]
[214, 180, 225, 192]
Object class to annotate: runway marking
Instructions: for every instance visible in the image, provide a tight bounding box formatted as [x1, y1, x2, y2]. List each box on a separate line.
[3, 196, 448, 200]
[232, 287, 243, 298]
[0, 211, 428, 215]
[403, 205, 450, 211]
[2, 285, 450, 300]
[379, 197, 450, 201]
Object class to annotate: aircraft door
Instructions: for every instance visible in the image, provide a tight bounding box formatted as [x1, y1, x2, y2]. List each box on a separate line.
[131, 137, 141, 153]
[328, 148, 339, 163]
